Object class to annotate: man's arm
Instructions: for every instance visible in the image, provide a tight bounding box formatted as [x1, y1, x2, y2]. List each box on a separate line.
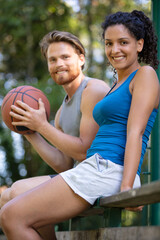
[10, 79, 110, 167]
[25, 106, 74, 173]
[25, 132, 74, 173]
[33, 79, 109, 161]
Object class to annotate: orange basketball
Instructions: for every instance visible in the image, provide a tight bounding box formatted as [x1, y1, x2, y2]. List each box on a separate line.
[1, 85, 50, 134]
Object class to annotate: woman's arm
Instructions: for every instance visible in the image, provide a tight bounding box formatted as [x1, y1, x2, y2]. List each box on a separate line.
[121, 66, 160, 191]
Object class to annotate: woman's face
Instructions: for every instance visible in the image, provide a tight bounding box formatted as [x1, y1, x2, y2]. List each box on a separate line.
[104, 24, 144, 72]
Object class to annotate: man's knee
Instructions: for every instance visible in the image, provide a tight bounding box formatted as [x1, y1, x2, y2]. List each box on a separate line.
[0, 180, 24, 208]
[9, 180, 26, 200]
[0, 188, 11, 208]
[1, 176, 50, 208]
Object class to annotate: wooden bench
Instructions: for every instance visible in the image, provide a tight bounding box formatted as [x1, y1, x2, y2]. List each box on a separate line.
[1, 181, 160, 239]
[83, 179, 160, 215]
[56, 180, 160, 240]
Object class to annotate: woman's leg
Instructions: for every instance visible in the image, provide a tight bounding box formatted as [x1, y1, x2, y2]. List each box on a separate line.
[0, 176, 57, 240]
[0, 175, 90, 240]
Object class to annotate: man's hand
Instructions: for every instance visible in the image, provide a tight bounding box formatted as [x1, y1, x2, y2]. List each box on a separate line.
[10, 99, 47, 132]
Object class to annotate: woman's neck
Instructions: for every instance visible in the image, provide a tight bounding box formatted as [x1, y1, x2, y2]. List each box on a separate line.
[116, 65, 141, 83]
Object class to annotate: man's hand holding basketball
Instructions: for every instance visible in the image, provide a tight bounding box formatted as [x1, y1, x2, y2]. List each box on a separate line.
[10, 99, 47, 132]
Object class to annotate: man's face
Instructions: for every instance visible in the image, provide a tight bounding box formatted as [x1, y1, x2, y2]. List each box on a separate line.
[47, 41, 85, 86]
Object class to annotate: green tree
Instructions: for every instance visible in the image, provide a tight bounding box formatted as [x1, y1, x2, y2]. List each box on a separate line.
[0, 0, 73, 185]
[0, 0, 151, 186]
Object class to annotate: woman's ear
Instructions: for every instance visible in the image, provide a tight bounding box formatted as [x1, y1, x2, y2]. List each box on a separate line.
[137, 38, 144, 53]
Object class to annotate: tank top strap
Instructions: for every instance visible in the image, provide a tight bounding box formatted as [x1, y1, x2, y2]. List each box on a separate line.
[125, 69, 139, 84]
[105, 69, 139, 97]
[80, 76, 91, 88]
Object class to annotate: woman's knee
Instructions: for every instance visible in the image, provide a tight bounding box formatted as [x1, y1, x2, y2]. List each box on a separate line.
[0, 204, 15, 232]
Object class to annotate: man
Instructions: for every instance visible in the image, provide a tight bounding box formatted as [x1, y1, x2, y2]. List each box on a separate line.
[0, 30, 109, 239]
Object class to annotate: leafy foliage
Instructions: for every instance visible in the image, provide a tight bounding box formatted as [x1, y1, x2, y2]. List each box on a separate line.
[0, 0, 151, 185]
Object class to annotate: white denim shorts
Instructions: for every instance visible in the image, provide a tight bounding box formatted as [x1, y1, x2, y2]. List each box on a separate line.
[60, 153, 141, 205]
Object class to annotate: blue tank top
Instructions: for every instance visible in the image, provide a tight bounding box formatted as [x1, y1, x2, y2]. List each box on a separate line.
[87, 70, 158, 175]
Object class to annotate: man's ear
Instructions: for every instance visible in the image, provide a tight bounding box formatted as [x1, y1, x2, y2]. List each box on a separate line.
[79, 54, 85, 67]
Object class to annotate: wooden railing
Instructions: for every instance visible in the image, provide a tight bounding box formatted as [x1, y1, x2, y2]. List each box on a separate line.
[56, 180, 160, 240]
[1, 181, 160, 239]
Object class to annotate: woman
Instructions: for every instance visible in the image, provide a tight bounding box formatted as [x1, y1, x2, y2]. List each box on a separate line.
[0, 10, 159, 240]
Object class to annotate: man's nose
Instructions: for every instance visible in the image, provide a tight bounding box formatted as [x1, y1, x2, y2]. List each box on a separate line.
[56, 58, 64, 66]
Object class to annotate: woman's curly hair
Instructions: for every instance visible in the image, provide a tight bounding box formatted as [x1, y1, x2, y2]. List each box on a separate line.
[101, 10, 159, 69]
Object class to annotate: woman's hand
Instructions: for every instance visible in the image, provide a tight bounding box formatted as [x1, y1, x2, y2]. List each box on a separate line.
[121, 185, 143, 212]
[10, 98, 47, 132]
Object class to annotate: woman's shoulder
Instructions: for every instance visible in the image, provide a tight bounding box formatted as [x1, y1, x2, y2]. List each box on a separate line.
[130, 66, 159, 97]
[135, 66, 159, 85]
[138, 65, 156, 74]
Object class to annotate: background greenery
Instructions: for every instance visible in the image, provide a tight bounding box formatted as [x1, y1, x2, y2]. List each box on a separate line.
[0, 0, 151, 184]
[0, 0, 153, 229]
[0, 0, 151, 226]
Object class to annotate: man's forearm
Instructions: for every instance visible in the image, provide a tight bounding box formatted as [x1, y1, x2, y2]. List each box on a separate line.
[25, 133, 74, 172]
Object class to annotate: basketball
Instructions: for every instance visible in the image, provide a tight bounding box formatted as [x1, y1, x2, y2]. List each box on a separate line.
[1, 85, 50, 134]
